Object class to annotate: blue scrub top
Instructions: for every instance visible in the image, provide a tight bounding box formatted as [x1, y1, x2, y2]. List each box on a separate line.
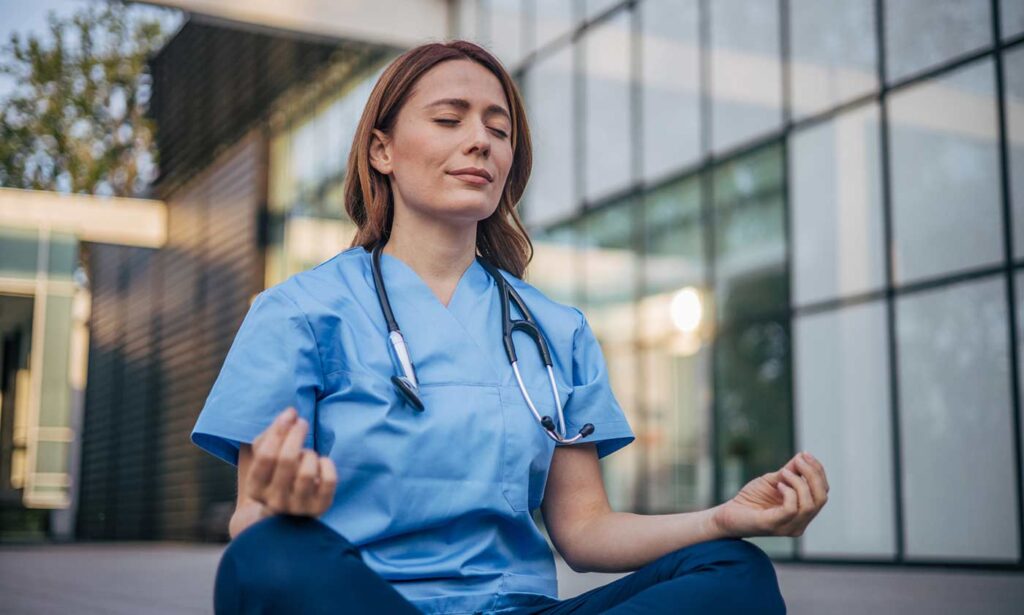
[191, 245, 635, 615]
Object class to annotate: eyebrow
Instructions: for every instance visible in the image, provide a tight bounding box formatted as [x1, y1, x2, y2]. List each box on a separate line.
[423, 97, 511, 123]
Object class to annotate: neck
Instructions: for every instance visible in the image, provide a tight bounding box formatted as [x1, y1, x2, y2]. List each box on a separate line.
[381, 205, 478, 290]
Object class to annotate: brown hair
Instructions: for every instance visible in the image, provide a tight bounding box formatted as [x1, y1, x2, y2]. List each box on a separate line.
[343, 40, 534, 278]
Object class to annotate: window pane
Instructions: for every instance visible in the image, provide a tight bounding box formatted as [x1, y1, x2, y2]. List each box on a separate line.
[1003, 0, 1024, 40]
[709, 0, 783, 152]
[585, 0, 620, 22]
[489, 0, 525, 69]
[534, 0, 575, 51]
[583, 9, 633, 203]
[789, 0, 877, 120]
[522, 46, 575, 226]
[713, 144, 786, 323]
[884, 0, 992, 83]
[888, 58, 1003, 285]
[715, 316, 793, 557]
[640, 0, 701, 182]
[794, 301, 896, 558]
[897, 276, 1018, 561]
[580, 198, 640, 511]
[456, 0, 482, 41]
[642, 175, 704, 295]
[527, 222, 580, 306]
[1006, 46, 1024, 259]
[640, 175, 711, 513]
[790, 103, 885, 306]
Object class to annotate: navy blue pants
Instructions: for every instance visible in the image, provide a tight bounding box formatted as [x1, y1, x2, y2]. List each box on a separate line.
[215, 514, 787, 614]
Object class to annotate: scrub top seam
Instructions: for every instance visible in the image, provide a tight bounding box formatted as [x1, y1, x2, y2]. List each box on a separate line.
[274, 286, 327, 395]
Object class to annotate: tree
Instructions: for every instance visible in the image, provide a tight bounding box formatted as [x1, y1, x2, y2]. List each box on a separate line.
[0, 0, 174, 197]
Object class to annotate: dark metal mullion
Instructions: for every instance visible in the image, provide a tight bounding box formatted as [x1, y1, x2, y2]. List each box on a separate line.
[875, 0, 905, 563]
[629, 0, 648, 514]
[796, 262, 1012, 317]
[698, 0, 720, 509]
[779, 0, 798, 562]
[573, 0, 586, 309]
[991, 0, 1024, 566]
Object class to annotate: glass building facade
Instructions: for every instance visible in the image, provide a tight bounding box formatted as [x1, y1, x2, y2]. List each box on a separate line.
[262, 0, 1024, 566]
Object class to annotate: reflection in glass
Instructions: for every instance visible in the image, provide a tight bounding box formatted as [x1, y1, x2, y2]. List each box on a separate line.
[522, 46, 575, 227]
[1003, 0, 1024, 40]
[266, 62, 384, 285]
[580, 197, 639, 511]
[714, 316, 793, 557]
[794, 301, 896, 558]
[713, 144, 786, 322]
[526, 222, 580, 306]
[640, 175, 712, 513]
[789, 0, 877, 120]
[790, 103, 885, 306]
[887, 58, 1003, 285]
[709, 0, 783, 152]
[896, 276, 1018, 561]
[1006, 46, 1024, 259]
[884, 0, 992, 83]
[583, 9, 633, 203]
[640, 0, 701, 182]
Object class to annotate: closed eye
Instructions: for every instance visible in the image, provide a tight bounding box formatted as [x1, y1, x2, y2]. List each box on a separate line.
[434, 119, 508, 139]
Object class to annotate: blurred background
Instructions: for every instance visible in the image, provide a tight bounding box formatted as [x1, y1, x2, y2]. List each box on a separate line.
[0, 0, 1023, 612]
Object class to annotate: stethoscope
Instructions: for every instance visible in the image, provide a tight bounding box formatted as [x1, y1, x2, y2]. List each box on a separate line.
[370, 242, 595, 444]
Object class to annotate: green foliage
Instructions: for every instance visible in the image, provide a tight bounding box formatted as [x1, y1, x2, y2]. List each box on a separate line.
[0, 0, 172, 196]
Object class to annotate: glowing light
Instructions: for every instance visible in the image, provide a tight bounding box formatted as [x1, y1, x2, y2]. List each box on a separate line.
[670, 287, 703, 333]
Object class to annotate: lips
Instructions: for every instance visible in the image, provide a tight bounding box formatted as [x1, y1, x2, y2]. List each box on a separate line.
[448, 167, 493, 182]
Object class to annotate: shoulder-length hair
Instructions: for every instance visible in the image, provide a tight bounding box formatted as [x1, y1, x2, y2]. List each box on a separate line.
[344, 40, 534, 278]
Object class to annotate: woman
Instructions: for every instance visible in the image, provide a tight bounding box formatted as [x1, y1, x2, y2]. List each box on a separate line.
[191, 40, 827, 614]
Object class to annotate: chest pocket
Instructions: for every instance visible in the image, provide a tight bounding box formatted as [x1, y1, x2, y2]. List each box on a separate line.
[498, 377, 572, 512]
[319, 374, 511, 536]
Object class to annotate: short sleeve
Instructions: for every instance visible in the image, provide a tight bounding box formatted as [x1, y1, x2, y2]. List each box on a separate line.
[190, 288, 323, 466]
[557, 308, 636, 459]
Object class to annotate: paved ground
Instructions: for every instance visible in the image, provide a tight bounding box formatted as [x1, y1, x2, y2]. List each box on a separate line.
[1, 542, 1022, 614]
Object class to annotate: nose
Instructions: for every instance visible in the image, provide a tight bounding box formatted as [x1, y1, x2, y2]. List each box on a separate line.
[464, 121, 490, 157]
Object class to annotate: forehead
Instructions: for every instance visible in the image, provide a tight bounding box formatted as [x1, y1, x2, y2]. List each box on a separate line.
[410, 60, 509, 113]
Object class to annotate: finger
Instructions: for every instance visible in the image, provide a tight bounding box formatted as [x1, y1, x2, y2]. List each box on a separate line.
[801, 452, 830, 493]
[248, 408, 299, 495]
[775, 481, 798, 530]
[267, 418, 309, 508]
[315, 456, 338, 513]
[292, 449, 321, 508]
[781, 467, 813, 518]
[794, 455, 828, 508]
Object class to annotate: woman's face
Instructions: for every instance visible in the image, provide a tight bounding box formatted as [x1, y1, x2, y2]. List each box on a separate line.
[369, 59, 514, 226]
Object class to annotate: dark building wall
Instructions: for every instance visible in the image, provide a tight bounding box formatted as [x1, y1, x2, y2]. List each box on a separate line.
[78, 129, 266, 541]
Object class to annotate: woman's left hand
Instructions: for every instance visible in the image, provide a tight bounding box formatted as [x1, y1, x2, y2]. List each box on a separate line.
[711, 451, 830, 539]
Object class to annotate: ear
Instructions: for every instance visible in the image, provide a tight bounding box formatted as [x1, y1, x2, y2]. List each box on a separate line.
[368, 128, 393, 175]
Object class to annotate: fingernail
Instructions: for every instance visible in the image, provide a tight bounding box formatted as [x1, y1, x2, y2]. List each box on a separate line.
[284, 408, 296, 420]
[803, 451, 814, 461]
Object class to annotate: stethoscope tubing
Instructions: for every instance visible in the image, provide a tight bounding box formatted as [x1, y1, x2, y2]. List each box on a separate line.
[370, 242, 594, 444]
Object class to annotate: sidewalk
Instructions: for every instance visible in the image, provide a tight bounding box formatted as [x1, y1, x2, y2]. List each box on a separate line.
[1, 542, 1021, 614]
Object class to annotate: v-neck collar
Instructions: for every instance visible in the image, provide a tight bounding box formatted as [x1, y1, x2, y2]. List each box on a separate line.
[359, 245, 503, 384]
[361, 245, 484, 317]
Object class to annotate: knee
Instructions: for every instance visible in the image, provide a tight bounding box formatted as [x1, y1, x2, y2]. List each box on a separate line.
[215, 515, 359, 611]
[665, 538, 786, 613]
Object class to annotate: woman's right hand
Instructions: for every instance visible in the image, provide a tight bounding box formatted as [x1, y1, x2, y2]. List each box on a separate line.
[245, 407, 338, 518]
